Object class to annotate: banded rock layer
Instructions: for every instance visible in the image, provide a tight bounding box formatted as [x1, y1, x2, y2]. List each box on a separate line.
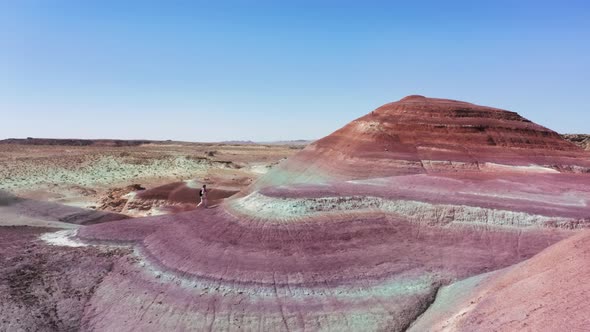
[77, 96, 590, 331]
[256, 95, 590, 188]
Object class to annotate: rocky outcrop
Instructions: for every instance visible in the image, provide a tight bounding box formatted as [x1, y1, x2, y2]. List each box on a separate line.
[254, 96, 590, 188]
[97, 184, 145, 213]
[120, 182, 239, 215]
[562, 134, 590, 150]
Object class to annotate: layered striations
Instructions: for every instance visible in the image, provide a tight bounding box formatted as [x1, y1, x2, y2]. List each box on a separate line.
[409, 229, 590, 331]
[75, 96, 590, 331]
[256, 95, 589, 188]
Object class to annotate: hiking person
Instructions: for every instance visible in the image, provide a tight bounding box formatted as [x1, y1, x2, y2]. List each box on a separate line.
[197, 184, 210, 208]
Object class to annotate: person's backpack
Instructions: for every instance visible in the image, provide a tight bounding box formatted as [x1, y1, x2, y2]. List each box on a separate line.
[199, 189, 203, 197]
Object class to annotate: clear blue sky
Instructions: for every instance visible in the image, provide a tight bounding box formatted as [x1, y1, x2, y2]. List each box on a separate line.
[1, 1, 589, 142]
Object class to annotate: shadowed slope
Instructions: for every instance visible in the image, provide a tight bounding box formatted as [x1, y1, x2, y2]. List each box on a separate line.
[0, 190, 128, 227]
[410, 230, 590, 331]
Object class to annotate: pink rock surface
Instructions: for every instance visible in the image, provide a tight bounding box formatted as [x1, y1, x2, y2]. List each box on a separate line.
[409, 229, 590, 331]
[0, 227, 129, 331]
[136, 182, 237, 205]
[125, 182, 239, 214]
[0, 190, 128, 226]
[75, 96, 590, 331]
[78, 208, 575, 331]
[254, 96, 590, 188]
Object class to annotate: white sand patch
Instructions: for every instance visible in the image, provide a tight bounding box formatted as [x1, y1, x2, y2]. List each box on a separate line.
[353, 120, 383, 133]
[124, 204, 167, 217]
[40, 229, 87, 247]
[348, 174, 467, 187]
[61, 200, 95, 209]
[148, 207, 168, 216]
[122, 191, 137, 200]
[421, 160, 480, 171]
[481, 163, 559, 174]
[250, 164, 270, 174]
[184, 179, 201, 189]
[346, 178, 389, 186]
[417, 147, 457, 153]
[458, 191, 587, 207]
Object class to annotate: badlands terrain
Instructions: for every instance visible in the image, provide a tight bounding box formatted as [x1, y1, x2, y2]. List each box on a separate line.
[0, 140, 302, 216]
[0, 141, 301, 330]
[1, 95, 590, 331]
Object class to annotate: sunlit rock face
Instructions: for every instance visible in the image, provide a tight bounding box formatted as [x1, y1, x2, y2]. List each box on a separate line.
[78, 96, 590, 331]
[254, 95, 589, 188]
[409, 229, 590, 332]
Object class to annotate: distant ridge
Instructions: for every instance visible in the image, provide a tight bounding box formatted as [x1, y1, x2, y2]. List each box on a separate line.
[0, 138, 313, 147]
[218, 140, 257, 145]
[562, 134, 590, 150]
[0, 138, 156, 147]
[258, 139, 313, 146]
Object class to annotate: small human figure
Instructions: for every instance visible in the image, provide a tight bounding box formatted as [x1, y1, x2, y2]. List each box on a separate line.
[197, 184, 210, 208]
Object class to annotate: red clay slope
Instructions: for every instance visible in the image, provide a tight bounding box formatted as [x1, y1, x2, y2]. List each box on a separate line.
[256, 95, 590, 187]
[409, 229, 590, 331]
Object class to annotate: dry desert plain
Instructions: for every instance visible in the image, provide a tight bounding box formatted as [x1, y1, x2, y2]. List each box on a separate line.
[1, 96, 590, 331]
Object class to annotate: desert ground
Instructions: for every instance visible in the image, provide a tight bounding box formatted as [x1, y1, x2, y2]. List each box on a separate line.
[0, 140, 302, 331]
[0, 140, 303, 214]
[1, 97, 590, 331]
